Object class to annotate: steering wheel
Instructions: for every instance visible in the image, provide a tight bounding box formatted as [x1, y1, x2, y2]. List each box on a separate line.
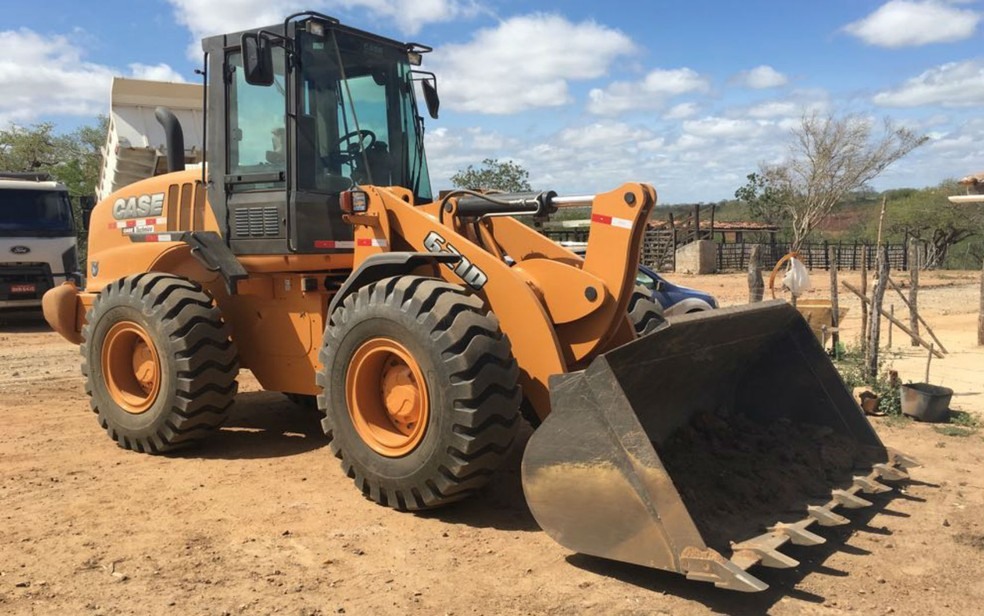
[333, 129, 377, 163]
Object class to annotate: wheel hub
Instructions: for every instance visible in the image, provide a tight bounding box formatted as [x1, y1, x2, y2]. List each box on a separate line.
[102, 321, 161, 414]
[346, 338, 429, 457]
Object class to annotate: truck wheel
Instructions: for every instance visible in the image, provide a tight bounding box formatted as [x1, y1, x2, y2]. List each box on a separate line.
[81, 273, 238, 453]
[318, 276, 521, 510]
[628, 289, 666, 336]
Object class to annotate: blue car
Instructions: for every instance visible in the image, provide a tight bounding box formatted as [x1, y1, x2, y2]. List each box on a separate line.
[634, 263, 718, 316]
[564, 243, 718, 316]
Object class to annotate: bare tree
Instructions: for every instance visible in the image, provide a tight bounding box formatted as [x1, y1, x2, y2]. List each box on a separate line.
[761, 113, 927, 250]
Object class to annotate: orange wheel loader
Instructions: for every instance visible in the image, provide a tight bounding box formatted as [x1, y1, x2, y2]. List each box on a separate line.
[43, 12, 919, 592]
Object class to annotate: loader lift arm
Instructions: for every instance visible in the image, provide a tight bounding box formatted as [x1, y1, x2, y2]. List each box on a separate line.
[339, 182, 656, 421]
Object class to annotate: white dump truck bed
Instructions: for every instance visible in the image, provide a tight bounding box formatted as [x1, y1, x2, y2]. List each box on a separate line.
[97, 78, 204, 201]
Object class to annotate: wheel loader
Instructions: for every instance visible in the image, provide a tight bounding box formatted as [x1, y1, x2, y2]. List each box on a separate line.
[43, 11, 918, 592]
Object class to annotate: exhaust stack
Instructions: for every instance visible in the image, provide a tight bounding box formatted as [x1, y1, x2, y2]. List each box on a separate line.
[154, 106, 186, 173]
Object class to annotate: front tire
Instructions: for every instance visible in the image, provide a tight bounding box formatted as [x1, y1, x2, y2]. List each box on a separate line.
[81, 273, 238, 453]
[628, 289, 666, 335]
[318, 276, 521, 510]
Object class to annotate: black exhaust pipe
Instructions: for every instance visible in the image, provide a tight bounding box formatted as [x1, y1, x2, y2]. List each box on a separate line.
[154, 106, 185, 173]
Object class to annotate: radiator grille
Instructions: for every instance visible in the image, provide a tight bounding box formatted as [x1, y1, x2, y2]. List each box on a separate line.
[233, 206, 281, 237]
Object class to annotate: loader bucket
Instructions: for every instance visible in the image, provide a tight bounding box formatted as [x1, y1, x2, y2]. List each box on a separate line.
[522, 301, 918, 592]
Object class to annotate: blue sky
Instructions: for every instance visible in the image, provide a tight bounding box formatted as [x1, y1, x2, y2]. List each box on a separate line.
[2, 1, 983, 203]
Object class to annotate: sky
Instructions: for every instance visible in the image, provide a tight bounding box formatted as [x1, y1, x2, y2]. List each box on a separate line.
[1, 0, 983, 204]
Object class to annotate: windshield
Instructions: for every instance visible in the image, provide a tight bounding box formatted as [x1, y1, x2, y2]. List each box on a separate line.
[0, 189, 74, 237]
[295, 27, 432, 201]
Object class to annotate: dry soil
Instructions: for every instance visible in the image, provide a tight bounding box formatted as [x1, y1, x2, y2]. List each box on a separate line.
[1, 269, 982, 615]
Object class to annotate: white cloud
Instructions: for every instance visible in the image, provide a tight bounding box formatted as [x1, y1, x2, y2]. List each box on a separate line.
[431, 14, 636, 114]
[167, 0, 482, 53]
[844, 0, 981, 48]
[587, 68, 710, 116]
[664, 102, 699, 120]
[746, 101, 800, 118]
[734, 65, 788, 89]
[873, 60, 984, 107]
[0, 29, 112, 124]
[0, 29, 186, 126]
[424, 126, 524, 183]
[128, 63, 188, 83]
[424, 109, 982, 203]
[555, 121, 646, 150]
[682, 117, 766, 140]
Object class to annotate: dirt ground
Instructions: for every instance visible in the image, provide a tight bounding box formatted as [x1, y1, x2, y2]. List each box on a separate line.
[2, 269, 983, 615]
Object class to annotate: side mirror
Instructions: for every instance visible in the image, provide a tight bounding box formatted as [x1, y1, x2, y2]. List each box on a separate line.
[242, 33, 274, 86]
[422, 78, 440, 120]
[79, 195, 96, 230]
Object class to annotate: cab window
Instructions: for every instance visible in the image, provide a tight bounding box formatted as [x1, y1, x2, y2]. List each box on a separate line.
[226, 48, 287, 188]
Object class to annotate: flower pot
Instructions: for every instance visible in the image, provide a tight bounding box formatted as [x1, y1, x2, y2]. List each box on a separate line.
[900, 383, 953, 423]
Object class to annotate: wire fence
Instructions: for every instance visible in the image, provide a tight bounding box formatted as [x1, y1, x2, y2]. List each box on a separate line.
[541, 226, 917, 272]
[715, 241, 915, 272]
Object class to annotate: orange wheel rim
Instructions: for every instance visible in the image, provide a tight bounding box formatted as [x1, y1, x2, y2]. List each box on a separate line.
[346, 338, 429, 457]
[101, 321, 161, 414]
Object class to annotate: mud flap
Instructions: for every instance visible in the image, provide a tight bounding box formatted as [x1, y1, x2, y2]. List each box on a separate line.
[521, 301, 915, 592]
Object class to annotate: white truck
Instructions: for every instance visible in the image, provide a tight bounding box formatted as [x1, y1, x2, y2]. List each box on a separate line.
[0, 77, 202, 313]
[0, 173, 85, 311]
[97, 77, 203, 201]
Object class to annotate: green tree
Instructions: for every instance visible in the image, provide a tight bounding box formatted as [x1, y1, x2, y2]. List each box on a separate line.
[0, 117, 108, 261]
[733, 171, 791, 227]
[889, 180, 984, 268]
[0, 117, 106, 196]
[450, 158, 531, 192]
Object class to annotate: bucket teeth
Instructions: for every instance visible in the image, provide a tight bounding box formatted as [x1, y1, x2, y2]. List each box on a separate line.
[769, 522, 826, 546]
[853, 475, 892, 494]
[681, 550, 770, 593]
[808, 505, 850, 526]
[886, 448, 921, 469]
[873, 463, 909, 481]
[832, 489, 873, 509]
[731, 544, 799, 569]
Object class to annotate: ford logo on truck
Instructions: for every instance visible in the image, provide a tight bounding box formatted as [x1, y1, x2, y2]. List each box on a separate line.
[10, 245, 30, 255]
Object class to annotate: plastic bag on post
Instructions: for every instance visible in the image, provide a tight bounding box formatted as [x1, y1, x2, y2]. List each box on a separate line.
[783, 257, 811, 297]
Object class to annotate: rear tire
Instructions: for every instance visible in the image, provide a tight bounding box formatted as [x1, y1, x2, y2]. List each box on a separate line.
[81, 273, 238, 453]
[318, 276, 521, 510]
[628, 289, 666, 336]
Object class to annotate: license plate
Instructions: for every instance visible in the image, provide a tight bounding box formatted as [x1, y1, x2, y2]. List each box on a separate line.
[10, 283, 36, 294]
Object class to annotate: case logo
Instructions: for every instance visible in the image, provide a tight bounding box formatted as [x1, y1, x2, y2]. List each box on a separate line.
[10, 245, 30, 255]
[113, 193, 165, 219]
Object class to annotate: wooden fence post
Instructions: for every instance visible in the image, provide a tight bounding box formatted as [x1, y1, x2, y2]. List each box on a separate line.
[888, 305, 894, 348]
[860, 249, 869, 352]
[866, 246, 889, 381]
[979, 258, 984, 346]
[828, 245, 840, 352]
[909, 238, 920, 346]
[748, 244, 764, 303]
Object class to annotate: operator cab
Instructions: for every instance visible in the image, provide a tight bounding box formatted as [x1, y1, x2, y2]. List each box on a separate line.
[202, 12, 439, 255]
